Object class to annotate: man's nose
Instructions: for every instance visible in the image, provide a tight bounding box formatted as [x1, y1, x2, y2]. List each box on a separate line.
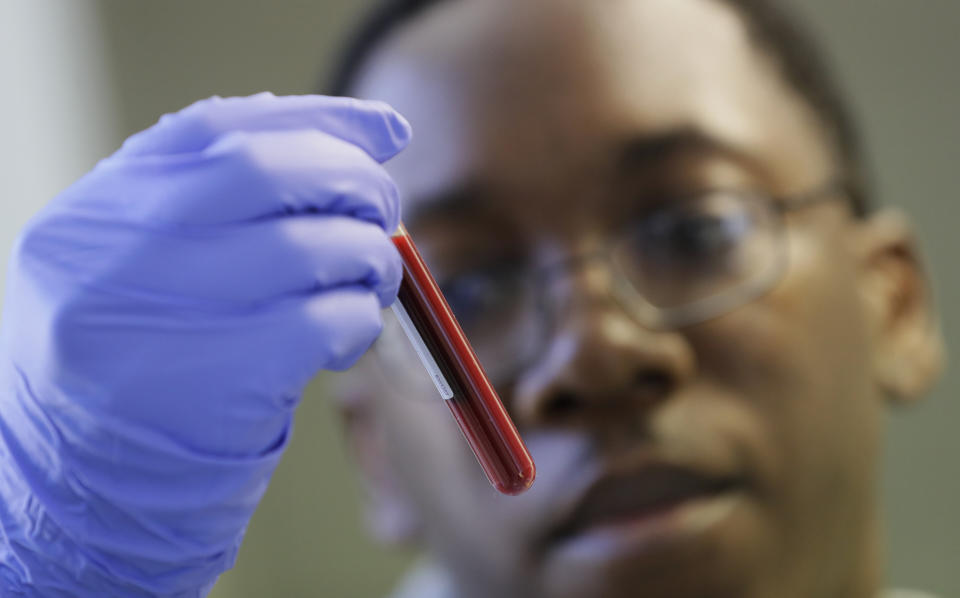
[511, 266, 695, 428]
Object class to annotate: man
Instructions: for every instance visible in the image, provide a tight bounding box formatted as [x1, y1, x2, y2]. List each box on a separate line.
[326, 0, 944, 597]
[0, 0, 943, 597]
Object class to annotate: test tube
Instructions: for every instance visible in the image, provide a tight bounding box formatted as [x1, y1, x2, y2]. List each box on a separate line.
[390, 224, 536, 495]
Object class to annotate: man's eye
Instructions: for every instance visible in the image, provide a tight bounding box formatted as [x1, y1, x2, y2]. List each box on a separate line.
[440, 270, 518, 327]
[642, 209, 750, 262]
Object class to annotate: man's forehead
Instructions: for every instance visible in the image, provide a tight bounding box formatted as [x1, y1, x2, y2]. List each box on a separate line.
[353, 0, 834, 221]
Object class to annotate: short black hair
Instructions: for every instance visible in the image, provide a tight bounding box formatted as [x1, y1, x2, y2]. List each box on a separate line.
[325, 0, 871, 216]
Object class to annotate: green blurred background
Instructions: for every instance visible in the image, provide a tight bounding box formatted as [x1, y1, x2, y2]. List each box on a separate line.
[1, 1, 957, 596]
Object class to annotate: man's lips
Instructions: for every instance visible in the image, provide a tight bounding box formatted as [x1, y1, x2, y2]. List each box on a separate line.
[545, 463, 745, 546]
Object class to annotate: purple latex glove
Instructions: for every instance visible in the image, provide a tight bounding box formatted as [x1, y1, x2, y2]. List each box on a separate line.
[0, 93, 410, 597]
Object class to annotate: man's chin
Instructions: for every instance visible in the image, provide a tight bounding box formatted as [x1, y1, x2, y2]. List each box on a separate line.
[538, 491, 758, 598]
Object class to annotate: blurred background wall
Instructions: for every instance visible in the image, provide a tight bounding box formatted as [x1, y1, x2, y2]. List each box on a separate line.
[0, 0, 117, 303]
[0, 0, 956, 596]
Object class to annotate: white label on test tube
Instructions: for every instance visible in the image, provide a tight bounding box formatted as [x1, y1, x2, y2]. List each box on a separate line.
[391, 301, 455, 400]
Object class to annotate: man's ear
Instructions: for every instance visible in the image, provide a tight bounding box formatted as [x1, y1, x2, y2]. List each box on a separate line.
[333, 369, 423, 546]
[854, 208, 945, 403]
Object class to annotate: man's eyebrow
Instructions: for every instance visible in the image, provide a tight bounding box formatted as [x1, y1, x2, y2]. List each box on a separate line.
[406, 131, 753, 220]
[404, 181, 487, 223]
[616, 128, 754, 173]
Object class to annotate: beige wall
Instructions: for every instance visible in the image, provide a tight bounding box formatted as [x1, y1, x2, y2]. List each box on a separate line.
[0, 0, 117, 304]
[2, 0, 956, 595]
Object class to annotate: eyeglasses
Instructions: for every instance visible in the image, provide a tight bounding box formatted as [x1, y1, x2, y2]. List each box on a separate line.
[422, 181, 844, 384]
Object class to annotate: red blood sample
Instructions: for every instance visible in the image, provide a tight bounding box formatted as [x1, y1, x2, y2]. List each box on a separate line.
[390, 224, 536, 495]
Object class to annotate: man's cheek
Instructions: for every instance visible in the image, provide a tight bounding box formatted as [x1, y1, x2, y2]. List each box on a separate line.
[689, 298, 812, 404]
[695, 228, 866, 399]
[692, 231, 875, 490]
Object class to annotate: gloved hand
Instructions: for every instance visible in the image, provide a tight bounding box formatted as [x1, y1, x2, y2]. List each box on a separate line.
[0, 93, 410, 597]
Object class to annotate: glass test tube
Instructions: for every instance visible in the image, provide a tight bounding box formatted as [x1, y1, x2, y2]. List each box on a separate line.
[390, 224, 536, 495]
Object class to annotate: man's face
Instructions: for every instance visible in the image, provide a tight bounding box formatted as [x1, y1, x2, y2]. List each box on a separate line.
[341, 1, 934, 597]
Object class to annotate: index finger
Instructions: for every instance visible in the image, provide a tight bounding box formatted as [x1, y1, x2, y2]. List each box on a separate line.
[117, 93, 412, 163]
